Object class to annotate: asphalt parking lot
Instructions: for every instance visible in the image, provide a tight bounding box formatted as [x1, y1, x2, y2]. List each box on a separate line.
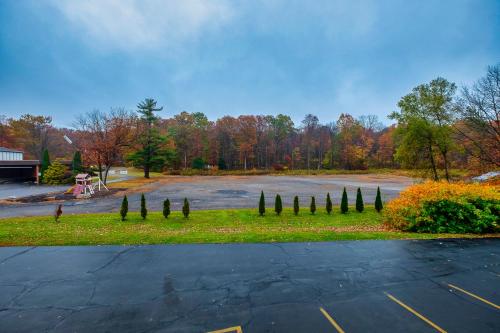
[0, 239, 498, 332]
[0, 174, 415, 217]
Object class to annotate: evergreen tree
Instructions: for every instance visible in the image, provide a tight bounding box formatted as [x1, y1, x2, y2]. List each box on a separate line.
[293, 196, 299, 216]
[375, 186, 383, 212]
[341, 187, 348, 214]
[72, 151, 83, 175]
[326, 192, 333, 214]
[163, 198, 170, 219]
[128, 98, 167, 179]
[275, 194, 282, 216]
[218, 157, 227, 170]
[120, 195, 128, 221]
[356, 188, 364, 212]
[40, 148, 50, 182]
[192, 157, 205, 170]
[140, 193, 147, 220]
[259, 191, 265, 216]
[310, 196, 316, 215]
[182, 198, 190, 218]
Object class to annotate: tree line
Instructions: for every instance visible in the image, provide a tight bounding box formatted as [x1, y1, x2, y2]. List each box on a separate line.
[1, 64, 498, 181]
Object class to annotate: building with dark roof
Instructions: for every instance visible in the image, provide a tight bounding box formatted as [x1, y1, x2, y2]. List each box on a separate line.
[0, 147, 40, 183]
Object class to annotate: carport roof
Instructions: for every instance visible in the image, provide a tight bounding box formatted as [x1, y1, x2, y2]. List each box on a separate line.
[0, 160, 40, 166]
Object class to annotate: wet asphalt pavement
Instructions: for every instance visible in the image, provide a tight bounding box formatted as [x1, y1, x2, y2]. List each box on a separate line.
[0, 175, 415, 218]
[0, 239, 499, 332]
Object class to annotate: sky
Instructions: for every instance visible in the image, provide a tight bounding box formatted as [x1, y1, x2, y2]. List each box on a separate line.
[0, 0, 499, 128]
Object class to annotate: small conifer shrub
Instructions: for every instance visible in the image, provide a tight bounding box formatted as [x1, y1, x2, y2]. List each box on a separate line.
[259, 191, 265, 216]
[310, 196, 316, 215]
[326, 193, 333, 214]
[356, 188, 364, 213]
[182, 198, 190, 218]
[375, 186, 383, 212]
[120, 195, 128, 221]
[275, 194, 283, 216]
[163, 198, 170, 219]
[293, 196, 299, 216]
[341, 187, 348, 214]
[140, 193, 147, 220]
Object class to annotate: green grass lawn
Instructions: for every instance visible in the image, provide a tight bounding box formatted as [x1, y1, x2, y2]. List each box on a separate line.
[0, 206, 495, 246]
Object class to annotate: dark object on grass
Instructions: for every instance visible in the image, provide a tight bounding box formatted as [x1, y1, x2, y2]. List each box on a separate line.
[120, 195, 128, 221]
[356, 188, 364, 213]
[54, 204, 62, 222]
[259, 191, 265, 216]
[326, 193, 333, 214]
[341, 187, 348, 214]
[140, 193, 147, 220]
[275, 194, 282, 216]
[375, 186, 383, 212]
[293, 196, 299, 215]
[182, 198, 190, 218]
[310, 196, 316, 215]
[163, 199, 170, 218]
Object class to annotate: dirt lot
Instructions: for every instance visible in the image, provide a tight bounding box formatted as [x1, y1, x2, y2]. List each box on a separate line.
[0, 174, 416, 218]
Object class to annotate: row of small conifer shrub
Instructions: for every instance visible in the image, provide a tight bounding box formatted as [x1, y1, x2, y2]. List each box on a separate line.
[258, 186, 383, 216]
[118, 186, 383, 221]
[119, 194, 190, 221]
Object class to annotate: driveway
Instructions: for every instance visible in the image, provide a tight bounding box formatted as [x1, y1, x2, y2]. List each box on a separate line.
[0, 239, 498, 332]
[0, 183, 69, 200]
[0, 174, 415, 218]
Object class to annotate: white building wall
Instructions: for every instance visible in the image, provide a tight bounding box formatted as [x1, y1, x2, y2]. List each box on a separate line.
[0, 151, 23, 161]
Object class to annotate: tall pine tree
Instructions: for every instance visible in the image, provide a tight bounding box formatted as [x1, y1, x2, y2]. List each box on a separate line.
[128, 98, 167, 178]
[72, 151, 83, 175]
[40, 148, 50, 182]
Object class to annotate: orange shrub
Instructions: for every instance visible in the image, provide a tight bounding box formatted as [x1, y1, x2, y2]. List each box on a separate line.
[385, 181, 500, 230]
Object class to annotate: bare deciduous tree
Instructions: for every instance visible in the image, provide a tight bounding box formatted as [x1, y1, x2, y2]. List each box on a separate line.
[75, 108, 134, 184]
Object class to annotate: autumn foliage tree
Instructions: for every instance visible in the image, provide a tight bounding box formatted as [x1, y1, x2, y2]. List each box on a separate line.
[75, 108, 134, 184]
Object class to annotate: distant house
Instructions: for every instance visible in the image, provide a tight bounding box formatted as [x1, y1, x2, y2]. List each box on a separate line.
[0, 147, 41, 183]
[0, 147, 23, 161]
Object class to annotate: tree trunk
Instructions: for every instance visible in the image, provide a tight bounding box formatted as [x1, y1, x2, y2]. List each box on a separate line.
[103, 165, 111, 185]
[144, 164, 150, 179]
[428, 145, 438, 181]
[441, 150, 450, 182]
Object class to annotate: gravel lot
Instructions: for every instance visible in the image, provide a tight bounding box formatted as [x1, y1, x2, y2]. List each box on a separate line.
[0, 174, 416, 218]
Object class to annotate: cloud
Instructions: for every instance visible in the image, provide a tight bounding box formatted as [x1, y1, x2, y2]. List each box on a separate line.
[49, 0, 234, 51]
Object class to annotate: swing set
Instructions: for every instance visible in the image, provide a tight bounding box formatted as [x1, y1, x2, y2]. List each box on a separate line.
[73, 173, 108, 198]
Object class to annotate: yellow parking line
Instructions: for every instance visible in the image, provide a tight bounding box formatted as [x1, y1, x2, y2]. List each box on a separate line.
[448, 284, 500, 310]
[385, 293, 447, 333]
[207, 326, 242, 333]
[319, 307, 346, 333]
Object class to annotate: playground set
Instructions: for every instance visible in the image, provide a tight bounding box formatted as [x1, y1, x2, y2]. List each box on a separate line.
[71, 173, 109, 198]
